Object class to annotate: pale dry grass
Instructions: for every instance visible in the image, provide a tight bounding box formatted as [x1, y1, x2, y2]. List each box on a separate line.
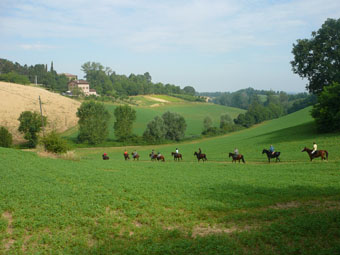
[0, 82, 80, 143]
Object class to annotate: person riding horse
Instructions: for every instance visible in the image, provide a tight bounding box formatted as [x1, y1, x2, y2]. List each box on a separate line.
[124, 149, 130, 160]
[312, 142, 317, 155]
[269, 145, 275, 155]
[102, 153, 109, 160]
[233, 148, 239, 160]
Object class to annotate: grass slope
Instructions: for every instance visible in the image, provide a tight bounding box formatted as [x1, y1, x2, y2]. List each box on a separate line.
[1, 107, 340, 254]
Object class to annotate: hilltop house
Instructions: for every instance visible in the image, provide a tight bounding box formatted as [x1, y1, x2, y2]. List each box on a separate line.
[60, 73, 78, 81]
[68, 79, 97, 96]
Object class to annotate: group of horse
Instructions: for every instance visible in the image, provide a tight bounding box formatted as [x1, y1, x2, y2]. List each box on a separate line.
[104, 146, 328, 163]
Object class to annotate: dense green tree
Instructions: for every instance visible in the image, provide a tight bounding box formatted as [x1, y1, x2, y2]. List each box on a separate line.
[77, 101, 111, 144]
[203, 116, 213, 132]
[183, 86, 196, 96]
[143, 116, 166, 143]
[291, 18, 340, 94]
[311, 82, 340, 132]
[113, 105, 136, 141]
[18, 111, 47, 148]
[220, 113, 233, 130]
[0, 126, 13, 148]
[162, 111, 187, 141]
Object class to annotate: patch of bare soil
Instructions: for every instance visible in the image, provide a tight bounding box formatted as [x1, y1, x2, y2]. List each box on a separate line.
[192, 224, 252, 238]
[2, 211, 15, 251]
[0, 82, 80, 143]
[144, 96, 169, 103]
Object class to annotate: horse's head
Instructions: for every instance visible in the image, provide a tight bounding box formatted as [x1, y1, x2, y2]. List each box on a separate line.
[301, 147, 307, 152]
[262, 149, 266, 154]
[194, 152, 197, 156]
[229, 153, 232, 158]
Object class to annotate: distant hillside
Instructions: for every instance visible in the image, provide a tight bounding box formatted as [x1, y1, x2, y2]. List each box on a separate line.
[0, 82, 80, 143]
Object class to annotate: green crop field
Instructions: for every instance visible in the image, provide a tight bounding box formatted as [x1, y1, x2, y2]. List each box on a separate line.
[1, 107, 340, 254]
[63, 99, 245, 143]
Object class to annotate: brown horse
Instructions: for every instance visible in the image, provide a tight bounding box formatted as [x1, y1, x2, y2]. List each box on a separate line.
[149, 153, 165, 162]
[229, 153, 245, 163]
[194, 151, 207, 162]
[123, 153, 130, 160]
[131, 152, 140, 160]
[102, 154, 109, 160]
[171, 152, 182, 161]
[301, 147, 328, 161]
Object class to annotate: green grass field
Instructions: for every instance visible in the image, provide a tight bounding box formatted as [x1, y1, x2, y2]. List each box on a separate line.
[1, 107, 340, 254]
[63, 99, 245, 143]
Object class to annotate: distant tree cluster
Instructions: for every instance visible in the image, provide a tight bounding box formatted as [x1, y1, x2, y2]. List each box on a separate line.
[143, 111, 187, 143]
[201, 114, 242, 136]
[206, 87, 314, 113]
[291, 18, 340, 132]
[81, 61, 199, 98]
[0, 59, 69, 91]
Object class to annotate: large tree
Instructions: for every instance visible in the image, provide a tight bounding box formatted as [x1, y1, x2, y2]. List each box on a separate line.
[162, 111, 187, 141]
[113, 105, 136, 141]
[291, 18, 340, 94]
[143, 116, 166, 143]
[77, 101, 110, 144]
[18, 111, 47, 148]
[311, 82, 340, 132]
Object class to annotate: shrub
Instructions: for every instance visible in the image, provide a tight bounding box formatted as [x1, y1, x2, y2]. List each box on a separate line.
[41, 131, 69, 154]
[0, 126, 13, 148]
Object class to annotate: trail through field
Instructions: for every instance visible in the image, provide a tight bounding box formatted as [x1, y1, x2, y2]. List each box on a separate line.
[144, 95, 169, 103]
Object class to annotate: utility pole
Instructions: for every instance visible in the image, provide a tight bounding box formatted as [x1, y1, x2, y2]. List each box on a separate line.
[39, 96, 45, 136]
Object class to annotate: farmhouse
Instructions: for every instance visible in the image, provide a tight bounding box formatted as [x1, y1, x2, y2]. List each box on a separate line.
[68, 79, 97, 96]
[60, 73, 78, 81]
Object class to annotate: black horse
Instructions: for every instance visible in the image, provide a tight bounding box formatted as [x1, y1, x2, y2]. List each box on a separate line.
[228, 153, 245, 163]
[194, 151, 207, 162]
[262, 149, 280, 163]
[171, 152, 182, 161]
[102, 154, 109, 160]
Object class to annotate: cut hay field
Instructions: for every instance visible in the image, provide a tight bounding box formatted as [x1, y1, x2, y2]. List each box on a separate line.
[64, 97, 245, 143]
[0, 82, 80, 143]
[1, 107, 340, 254]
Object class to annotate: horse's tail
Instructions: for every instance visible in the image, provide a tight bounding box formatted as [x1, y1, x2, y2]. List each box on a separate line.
[241, 156, 245, 163]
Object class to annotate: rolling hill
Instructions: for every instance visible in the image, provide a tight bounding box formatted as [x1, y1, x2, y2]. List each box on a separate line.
[0, 82, 81, 143]
[1, 106, 340, 254]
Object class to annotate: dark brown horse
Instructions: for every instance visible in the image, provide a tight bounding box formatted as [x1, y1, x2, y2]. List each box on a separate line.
[131, 152, 140, 160]
[262, 149, 280, 163]
[171, 152, 182, 161]
[194, 151, 207, 162]
[229, 153, 245, 163]
[102, 154, 109, 160]
[149, 153, 165, 162]
[301, 147, 328, 161]
[123, 153, 130, 160]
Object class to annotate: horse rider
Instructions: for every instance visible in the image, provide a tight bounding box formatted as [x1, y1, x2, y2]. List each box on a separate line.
[198, 148, 202, 156]
[150, 149, 155, 159]
[157, 151, 162, 159]
[133, 150, 137, 157]
[124, 149, 128, 157]
[233, 148, 239, 159]
[269, 145, 275, 155]
[312, 142, 317, 155]
[175, 148, 179, 156]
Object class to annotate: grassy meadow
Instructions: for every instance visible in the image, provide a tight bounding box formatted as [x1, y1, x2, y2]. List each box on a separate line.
[1, 107, 340, 254]
[63, 96, 245, 144]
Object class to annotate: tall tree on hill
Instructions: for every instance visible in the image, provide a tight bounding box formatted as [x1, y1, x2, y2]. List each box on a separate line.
[18, 111, 47, 148]
[77, 101, 110, 144]
[143, 116, 166, 143]
[162, 111, 187, 141]
[113, 105, 136, 141]
[291, 18, 340, 94]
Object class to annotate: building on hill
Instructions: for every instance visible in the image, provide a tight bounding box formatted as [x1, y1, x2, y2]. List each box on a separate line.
[60, 73, 78, 81]
[68, 79, 97, 96]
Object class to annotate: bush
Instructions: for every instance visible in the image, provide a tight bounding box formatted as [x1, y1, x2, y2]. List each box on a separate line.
[0, 71, 30, 85]
[41, 131, 69, 154]
[0, 126, 13, 148]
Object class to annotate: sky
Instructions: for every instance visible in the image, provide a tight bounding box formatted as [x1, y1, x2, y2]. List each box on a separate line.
[1, 0, 340, 93]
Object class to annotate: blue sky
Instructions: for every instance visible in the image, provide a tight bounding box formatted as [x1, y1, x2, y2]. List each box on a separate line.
[1, 0, 340, 92]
